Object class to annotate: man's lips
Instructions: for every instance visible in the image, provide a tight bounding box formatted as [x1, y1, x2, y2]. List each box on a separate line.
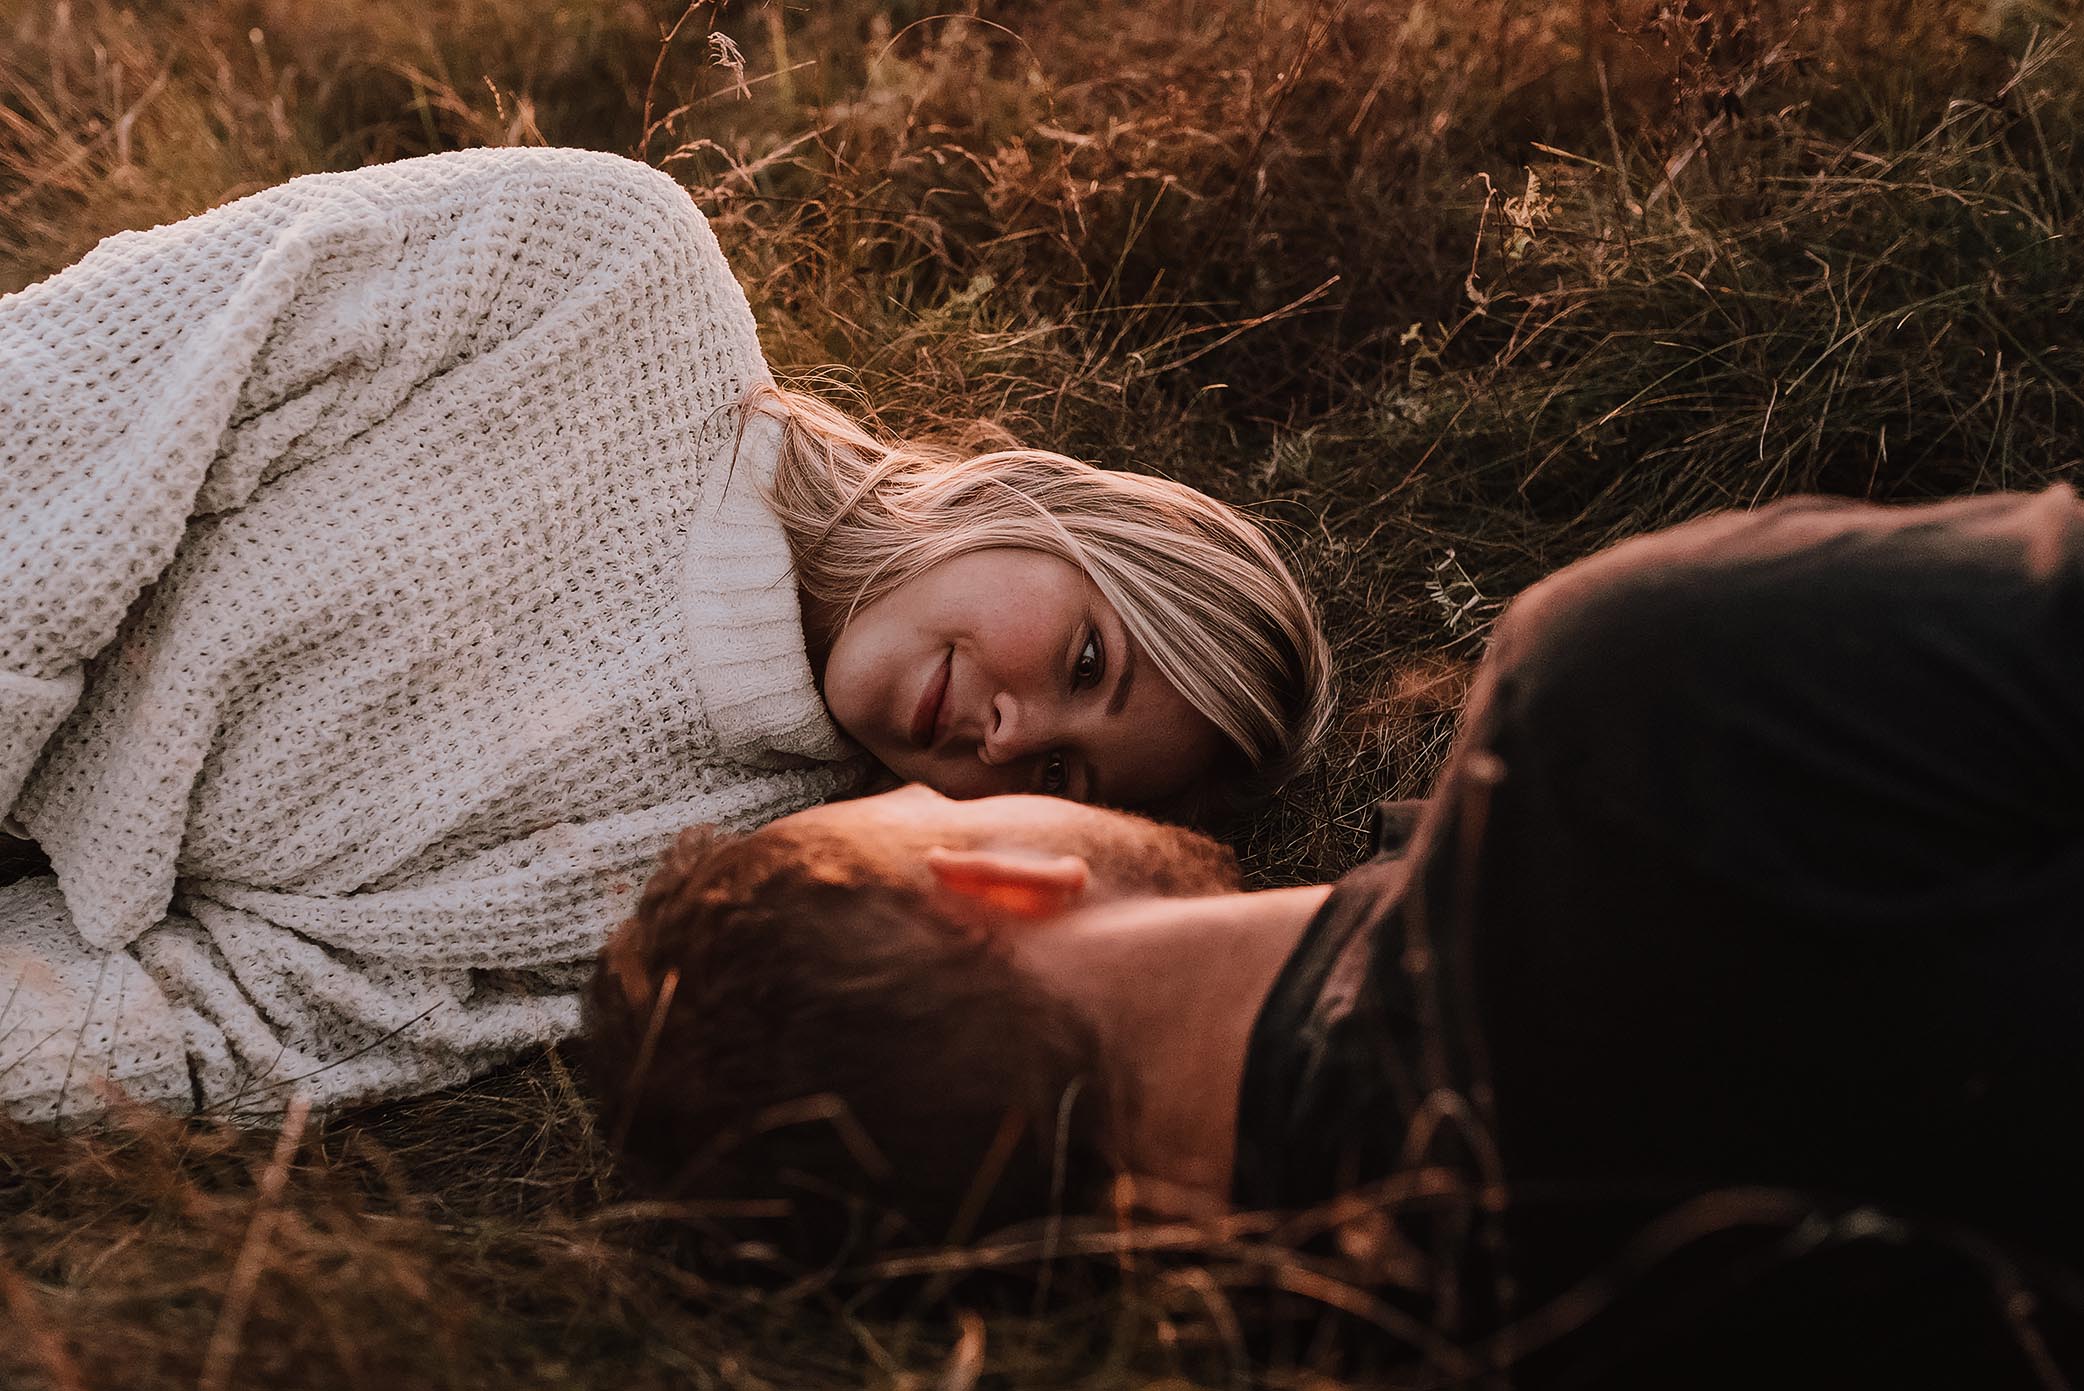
[909, 648, 952, 750]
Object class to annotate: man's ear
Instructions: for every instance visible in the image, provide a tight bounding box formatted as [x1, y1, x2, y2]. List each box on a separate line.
[925, 846, 1090, 921]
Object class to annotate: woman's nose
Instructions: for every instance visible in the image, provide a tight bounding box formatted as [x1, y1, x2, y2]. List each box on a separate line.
[979, 692, 1047, 766]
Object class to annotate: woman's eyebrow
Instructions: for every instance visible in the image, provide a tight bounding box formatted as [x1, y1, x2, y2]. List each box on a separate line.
[1104, 633, 1137, 717]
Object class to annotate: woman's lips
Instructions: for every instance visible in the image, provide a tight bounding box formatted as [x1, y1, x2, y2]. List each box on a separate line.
[909, 648, 952, 750]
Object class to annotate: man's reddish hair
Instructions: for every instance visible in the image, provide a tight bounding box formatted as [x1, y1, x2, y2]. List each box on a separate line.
[583, 822, 1116, 1263]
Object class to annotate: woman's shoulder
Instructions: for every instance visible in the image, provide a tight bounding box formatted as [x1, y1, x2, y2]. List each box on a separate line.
[241, 147, 717, 271]
[347, 146, 698, 222]
[123, 146, 711, 269]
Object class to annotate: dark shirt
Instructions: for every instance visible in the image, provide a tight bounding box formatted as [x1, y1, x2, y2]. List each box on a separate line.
[1232, 801, 1427, 1217]
[1225, 489, 2084, 1385]
[1231, 798, 1502, 1346]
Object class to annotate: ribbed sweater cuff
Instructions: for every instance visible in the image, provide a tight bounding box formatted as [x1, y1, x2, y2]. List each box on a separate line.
[0, 667, 83, 813]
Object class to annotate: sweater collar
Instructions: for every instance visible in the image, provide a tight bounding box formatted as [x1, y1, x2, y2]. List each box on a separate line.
[680, 410, 858, 768]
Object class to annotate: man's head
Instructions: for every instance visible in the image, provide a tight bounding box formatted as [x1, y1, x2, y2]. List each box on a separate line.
[584, 786, 1241, 1261]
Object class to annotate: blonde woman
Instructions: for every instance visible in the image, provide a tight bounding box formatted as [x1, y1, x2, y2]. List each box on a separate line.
[0, 147, 1329, 1126]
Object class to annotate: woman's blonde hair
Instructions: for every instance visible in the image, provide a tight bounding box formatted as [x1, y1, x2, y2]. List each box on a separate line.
[747, 383, 1334, 802]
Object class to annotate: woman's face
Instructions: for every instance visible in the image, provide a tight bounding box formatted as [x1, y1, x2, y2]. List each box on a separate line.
[819, 548, 1225, 804]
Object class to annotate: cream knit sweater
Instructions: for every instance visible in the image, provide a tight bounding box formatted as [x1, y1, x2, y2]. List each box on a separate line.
[0, 147, 860, 1125]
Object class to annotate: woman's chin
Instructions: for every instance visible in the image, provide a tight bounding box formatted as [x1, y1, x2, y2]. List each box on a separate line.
[908, 762, 1003, 801]
[868, 750, 935, 793]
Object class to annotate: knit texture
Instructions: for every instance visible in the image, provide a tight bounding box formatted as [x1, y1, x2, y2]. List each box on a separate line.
[0, 147, 860, 1125]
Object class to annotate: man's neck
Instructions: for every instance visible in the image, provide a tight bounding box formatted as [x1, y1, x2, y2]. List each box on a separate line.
[1014, 884, 1333, 1217]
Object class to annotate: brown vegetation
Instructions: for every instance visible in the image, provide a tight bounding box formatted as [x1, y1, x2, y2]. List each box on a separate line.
[2, 0, 2080, 1385]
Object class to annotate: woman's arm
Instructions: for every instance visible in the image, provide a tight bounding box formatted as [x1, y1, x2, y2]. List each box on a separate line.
[1, 763, 858, 1125]
[184, 764, 859, 971]
[0, 147, 707, 810]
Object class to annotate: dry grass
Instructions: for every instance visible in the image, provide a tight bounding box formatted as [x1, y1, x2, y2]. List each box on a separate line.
[3, 0, 2082, 1386]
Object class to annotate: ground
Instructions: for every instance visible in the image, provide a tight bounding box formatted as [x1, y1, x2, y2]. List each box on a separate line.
[1, 1, 2080, 1386]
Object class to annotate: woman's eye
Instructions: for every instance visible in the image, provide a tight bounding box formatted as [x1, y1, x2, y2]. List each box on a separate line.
[1039, 753, 1070, 794]
[1073, 631, 1103, 688]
